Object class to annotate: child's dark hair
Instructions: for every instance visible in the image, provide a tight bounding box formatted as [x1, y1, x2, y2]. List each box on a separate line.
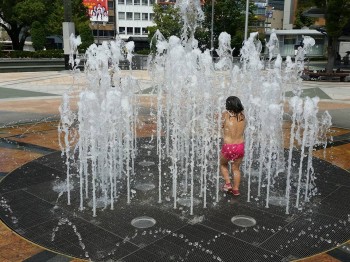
[226, 96, 244, 113]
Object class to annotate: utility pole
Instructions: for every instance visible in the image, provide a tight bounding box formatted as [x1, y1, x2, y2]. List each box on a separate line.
[210, 0, 214, 56]
[63, 0, 75, 69]
[244, 0, 249, 40]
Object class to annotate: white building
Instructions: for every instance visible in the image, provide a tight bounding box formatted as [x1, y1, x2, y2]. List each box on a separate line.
[116, 0, 156, 40]
[283, 0, 297, 30]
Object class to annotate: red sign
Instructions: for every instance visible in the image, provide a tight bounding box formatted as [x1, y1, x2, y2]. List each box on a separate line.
[83, 0, 109, 22]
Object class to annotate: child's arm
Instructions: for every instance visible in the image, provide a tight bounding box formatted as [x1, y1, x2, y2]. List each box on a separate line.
[221, 112, 226, 129]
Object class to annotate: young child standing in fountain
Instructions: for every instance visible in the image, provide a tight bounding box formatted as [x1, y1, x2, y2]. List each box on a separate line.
[221, 96, 245, 196]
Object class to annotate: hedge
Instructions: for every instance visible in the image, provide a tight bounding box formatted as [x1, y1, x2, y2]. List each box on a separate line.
[0, 49, 64, 58]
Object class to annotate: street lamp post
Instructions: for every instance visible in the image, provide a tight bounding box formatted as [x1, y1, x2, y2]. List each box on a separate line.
[63, 0, 75, 70]
[244, 0, 249, 40]
[210, 0, 215, 56]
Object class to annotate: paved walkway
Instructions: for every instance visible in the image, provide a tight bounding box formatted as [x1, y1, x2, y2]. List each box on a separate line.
[0, 70, 350, 261]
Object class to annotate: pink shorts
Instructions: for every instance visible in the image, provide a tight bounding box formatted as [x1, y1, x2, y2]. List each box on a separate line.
[221, 143, 245, 161]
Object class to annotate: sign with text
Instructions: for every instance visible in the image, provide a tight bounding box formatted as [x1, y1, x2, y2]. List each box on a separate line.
[83, 0, 109, 22]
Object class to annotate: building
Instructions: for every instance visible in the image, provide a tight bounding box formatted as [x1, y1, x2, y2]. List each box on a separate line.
[87, 0, 155, 49]
[251, 1, 284, 33]
[283, 0, 298, 29]
[115, 0, 155, 41]
[250, 0, 301, 32]
[268, 0, 284, 11]
[265, 29, 326, 57]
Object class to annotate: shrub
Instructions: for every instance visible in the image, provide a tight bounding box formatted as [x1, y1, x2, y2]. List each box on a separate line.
[135, 49, 151, 55]
[0, 49, 64, 58]
[31, 21, 46, 51]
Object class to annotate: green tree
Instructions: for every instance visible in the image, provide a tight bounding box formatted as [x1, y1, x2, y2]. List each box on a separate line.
[77, 21, 94, 51]
[147, 4, 183, 41]
[148, 1, 255, 55]
[0, 0, 92, 51]
[201, 0, 256, 55]
[0, 0, 47, 50]
[306, 0, 350, 72]
[294, 9, 315, 29]
[31, 21, 46, 50]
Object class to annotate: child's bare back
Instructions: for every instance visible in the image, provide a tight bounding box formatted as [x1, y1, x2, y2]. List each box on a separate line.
[222, 111, 245, 145]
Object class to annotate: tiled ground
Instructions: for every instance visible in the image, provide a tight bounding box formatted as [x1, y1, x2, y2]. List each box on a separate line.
[0, 71, 350, 261]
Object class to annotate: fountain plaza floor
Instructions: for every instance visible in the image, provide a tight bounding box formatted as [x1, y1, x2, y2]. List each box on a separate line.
[0, 71, 350, 261]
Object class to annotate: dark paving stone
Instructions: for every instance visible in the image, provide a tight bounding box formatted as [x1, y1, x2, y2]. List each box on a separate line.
[33, 151, 75, 173]
[0, 138, 57, 154]
[332, 132, 350, 141]
[0, 162, 63, 194]
[285, 88, 332, 99]
[0, 111, 59, 126]
[0, 87, 57, 99]
[200, 203, 288, 245]
[260, 212, 350, 259]
[316, 186, 350, 219]
[327, 248, 350, 262]
[23, 250, 70, 262]
[324, 108, 350, 129]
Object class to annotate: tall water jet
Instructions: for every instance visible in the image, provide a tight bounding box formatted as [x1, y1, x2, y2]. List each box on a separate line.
[59, 36, 140, 217]
[60, 0, 332, 216]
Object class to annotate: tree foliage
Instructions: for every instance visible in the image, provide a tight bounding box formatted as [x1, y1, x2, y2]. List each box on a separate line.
[201, 0, 255, 55]
[147, 4, 183, 41]
[310, 0, 350, 71]
[31, 21, 46, 50]
[0, 0, 92, 50]
[77, 21, 94, 51]
[148, 0, 255, 56]
[294, 9, 315, 29]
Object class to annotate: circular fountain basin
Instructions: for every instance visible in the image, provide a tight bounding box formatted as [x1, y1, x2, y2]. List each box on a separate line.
[1, 147, 350, 262]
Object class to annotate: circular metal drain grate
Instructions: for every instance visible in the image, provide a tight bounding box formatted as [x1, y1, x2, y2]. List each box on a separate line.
[134, 182, 156, 192]
[231, 215, 256, 227]
[177, 197, 201, 207]
[138, 161, 155, 167]
[131, 216, 156, 229]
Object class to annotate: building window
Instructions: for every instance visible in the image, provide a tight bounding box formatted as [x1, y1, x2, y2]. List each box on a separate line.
[134, 13, 141, 20]
[134, 0, 140, 5]
[108, 1, 114, 8]
[255, 8, 266, 15]
[150, 13, 154, 21]
[118, 0, 125, 4]
[118, 12, 125, 20]
[126, 12, 133, 20]
[109, 16, 115, 23]
[119, 27, 126, 34]
[142, 28, 148, 35]
[135, 27, 141, 35]
[284, 36, 296, 45]
[142, 13, 148, 20]
[149, 0, 154, 4]
[126, 0, 132, 5]
[127, 27, 133, 35]
[142, 0, 148, 5]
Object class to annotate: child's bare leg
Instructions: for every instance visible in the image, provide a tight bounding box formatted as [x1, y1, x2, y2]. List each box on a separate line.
[231, 157, 243, 190]
[220, 155, 230, 184]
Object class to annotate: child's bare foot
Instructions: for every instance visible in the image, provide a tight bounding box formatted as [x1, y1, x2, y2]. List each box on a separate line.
[232, 189, 240, 196]
[222, 183, 232, 192]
